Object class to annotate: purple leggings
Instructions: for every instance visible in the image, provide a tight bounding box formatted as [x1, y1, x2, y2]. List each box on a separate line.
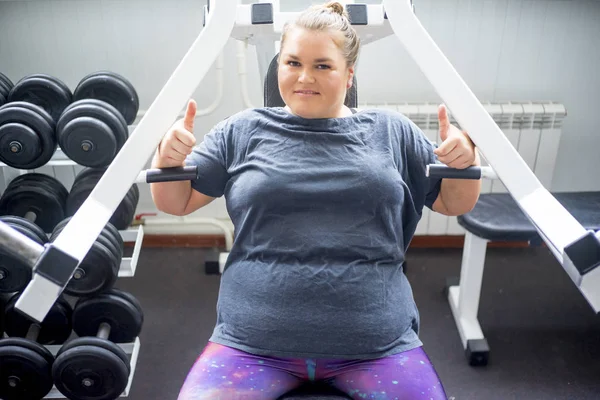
[177, 342, 447, 400]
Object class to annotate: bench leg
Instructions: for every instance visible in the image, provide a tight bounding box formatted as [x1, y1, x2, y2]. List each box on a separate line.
[446, 232, 490, 366]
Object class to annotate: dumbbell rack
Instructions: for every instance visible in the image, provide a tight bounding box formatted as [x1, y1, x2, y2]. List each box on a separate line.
[0, 149, 145, 399]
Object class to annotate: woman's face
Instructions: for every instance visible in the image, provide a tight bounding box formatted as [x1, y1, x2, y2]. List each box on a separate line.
[278, 27, 354, 119]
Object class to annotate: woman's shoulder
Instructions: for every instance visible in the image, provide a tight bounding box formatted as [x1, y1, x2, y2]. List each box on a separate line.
[357, 106, 414, 126]
[222, 107, 285, 125]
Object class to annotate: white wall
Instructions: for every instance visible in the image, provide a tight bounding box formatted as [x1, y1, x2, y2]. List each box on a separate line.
[0, 0, 599, 224]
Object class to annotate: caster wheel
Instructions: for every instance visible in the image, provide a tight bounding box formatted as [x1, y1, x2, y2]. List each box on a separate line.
[466, 339, 489, 366]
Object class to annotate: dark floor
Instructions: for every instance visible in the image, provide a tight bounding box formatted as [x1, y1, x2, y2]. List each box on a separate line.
[114, 246, 600, 400]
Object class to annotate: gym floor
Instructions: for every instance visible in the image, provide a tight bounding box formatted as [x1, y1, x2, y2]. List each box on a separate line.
[114, 245, 600, 400]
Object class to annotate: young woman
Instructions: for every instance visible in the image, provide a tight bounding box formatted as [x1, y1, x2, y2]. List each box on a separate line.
[151, 2, 480, 399]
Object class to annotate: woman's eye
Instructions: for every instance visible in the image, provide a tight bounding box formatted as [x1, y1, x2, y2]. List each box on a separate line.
[317, 64, 331, 69]
[287, 61, 300, 67]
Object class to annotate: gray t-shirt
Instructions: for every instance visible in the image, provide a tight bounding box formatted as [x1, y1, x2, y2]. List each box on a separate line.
[186, 107, 442, 359]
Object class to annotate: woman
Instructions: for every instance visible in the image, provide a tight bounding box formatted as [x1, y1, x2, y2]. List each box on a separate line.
[151, 2, 481, 399]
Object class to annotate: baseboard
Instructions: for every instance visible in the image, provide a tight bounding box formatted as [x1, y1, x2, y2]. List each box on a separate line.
[126, 234, 531, 249]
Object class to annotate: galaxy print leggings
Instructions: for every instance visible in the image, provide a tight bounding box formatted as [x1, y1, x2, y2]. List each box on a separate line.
[177, 342, 447, 400]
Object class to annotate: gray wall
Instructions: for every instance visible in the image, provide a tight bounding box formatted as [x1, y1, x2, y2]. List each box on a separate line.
[1, 0, 599, 200]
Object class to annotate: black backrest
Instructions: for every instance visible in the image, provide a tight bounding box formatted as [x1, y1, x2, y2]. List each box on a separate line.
[263, 53, 358, 108]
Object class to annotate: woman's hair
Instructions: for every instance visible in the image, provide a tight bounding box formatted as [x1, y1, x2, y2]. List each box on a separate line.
[280, 2, 360, 68]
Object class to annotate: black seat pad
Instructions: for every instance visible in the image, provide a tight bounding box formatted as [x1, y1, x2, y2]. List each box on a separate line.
[278, 381, 351, 400]
[457, 192, 600, 242]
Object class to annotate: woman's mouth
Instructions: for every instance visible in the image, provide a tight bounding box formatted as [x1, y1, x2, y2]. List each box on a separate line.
[294, 90, 320, 96]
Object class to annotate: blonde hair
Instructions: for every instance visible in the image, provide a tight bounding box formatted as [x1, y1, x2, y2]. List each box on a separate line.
[280, 2, 361, 68]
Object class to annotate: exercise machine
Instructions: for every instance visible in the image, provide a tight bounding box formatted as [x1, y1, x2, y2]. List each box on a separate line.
[0, 0, 598, 398]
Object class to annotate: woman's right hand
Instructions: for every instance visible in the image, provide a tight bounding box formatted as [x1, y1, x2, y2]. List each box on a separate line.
[156, 99, 198, 168]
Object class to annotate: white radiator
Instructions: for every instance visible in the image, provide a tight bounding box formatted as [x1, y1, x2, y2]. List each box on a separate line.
[359, 102, 566, 236]
[0, 102, 566, 237]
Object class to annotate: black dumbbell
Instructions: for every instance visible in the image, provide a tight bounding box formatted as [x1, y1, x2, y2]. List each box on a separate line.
[73, 71, 139, 125]
[0, 72, 14, 107]
[8, 73, 73, 122]
[50, 217, 124, 298]
[57, 71, 139, 168]
[0, 292, 73, 400]
[0, 215, 48, 293]
[0, 173, 68, 233]
[67, 167, 139, 230]
[0, 101, 57, 169]
[53, 288, 144, 400]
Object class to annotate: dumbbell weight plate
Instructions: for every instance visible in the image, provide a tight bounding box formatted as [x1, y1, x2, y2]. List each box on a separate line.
[8, 173, 69, 205]
[0, 92, 5, 107]
[2, 100, 56, 128]
[72, 291, 144, 343]
[113, 187, 138, 230]
[52, 341, 130, 400]
[74, 71, 139, 125]
[0, 184, 65, 233]
[5, 176, 69, 225]
[4, 293, 72, 345]
[58, 115, 119, 168]
[73, 166, 106, 183]
[52, 217, 122, 261]
[0, 216, 47, 293]
[102, 221, 125, 261]
[55, 336, 131, 375]
[0, 215, 48, 245]
[108, 289, 144, 328]
[51, 219, 121, 275]
[67, 180, 138, 230]
[0, 72, 14, 101]
[63, 242, 118, 297]
[0, 339, 55, 400]
[59, 99, 128, 150]
[0, 102, 57, 169]
[8, 73, 73, 122]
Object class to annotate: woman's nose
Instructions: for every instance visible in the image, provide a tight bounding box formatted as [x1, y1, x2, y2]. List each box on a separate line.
[298, 69, 315, 83]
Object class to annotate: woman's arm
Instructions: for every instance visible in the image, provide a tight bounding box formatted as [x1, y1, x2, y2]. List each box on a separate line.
[430, 105, 481, 216]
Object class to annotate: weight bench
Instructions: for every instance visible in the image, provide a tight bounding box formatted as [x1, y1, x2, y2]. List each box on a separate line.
[446, 191, 600, 366]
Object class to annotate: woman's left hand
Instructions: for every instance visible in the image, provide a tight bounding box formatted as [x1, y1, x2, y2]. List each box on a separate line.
[434, 104, 477, 169]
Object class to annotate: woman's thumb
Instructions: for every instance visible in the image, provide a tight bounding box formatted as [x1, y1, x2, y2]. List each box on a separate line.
[184, 99, 197, 131]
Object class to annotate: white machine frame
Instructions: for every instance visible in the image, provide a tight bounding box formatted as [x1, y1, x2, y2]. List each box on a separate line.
[0, 1, 598, 372]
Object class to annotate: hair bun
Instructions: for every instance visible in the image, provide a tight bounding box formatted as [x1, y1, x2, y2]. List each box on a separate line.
[324, 2, 345, 16]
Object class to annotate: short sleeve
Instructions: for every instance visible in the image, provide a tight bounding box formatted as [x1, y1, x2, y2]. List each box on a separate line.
[184, 123, 230, 198]
[404, 120, 443, 211]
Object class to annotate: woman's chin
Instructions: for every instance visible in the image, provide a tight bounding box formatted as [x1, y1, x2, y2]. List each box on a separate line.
[285, 104, 327, 119]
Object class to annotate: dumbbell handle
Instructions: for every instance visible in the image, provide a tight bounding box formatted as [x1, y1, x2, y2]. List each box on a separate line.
[135, 166, 198, 184]
[0, 220, 43, 270]
[24, 211, 38, 223]
[26, 323, 41, 342]
[98, 322, 111, 340]
[426, 164, 498, 180]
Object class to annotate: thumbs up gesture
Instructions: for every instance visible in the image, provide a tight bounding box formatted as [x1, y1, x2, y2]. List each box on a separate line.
[433, 104, 477, 169]
[157, 99, 198, 168]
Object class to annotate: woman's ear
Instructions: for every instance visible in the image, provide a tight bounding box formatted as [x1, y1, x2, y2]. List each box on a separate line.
[347, 66, 355, 89]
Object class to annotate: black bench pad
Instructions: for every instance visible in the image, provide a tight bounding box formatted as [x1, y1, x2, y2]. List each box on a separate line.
[277, 382, 351, 399]
[457, 192, 600, 242]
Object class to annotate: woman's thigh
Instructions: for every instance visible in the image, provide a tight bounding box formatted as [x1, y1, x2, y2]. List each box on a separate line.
[325, 347, 447, 400]
[177, 342, 305, 400]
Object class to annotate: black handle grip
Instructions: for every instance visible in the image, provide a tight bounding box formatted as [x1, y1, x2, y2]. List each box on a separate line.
[145, 166, 198, 183]
[426, 164, 482, 180]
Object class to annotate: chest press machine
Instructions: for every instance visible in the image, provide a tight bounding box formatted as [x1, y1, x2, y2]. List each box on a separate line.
[0, 1, 598, 399]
